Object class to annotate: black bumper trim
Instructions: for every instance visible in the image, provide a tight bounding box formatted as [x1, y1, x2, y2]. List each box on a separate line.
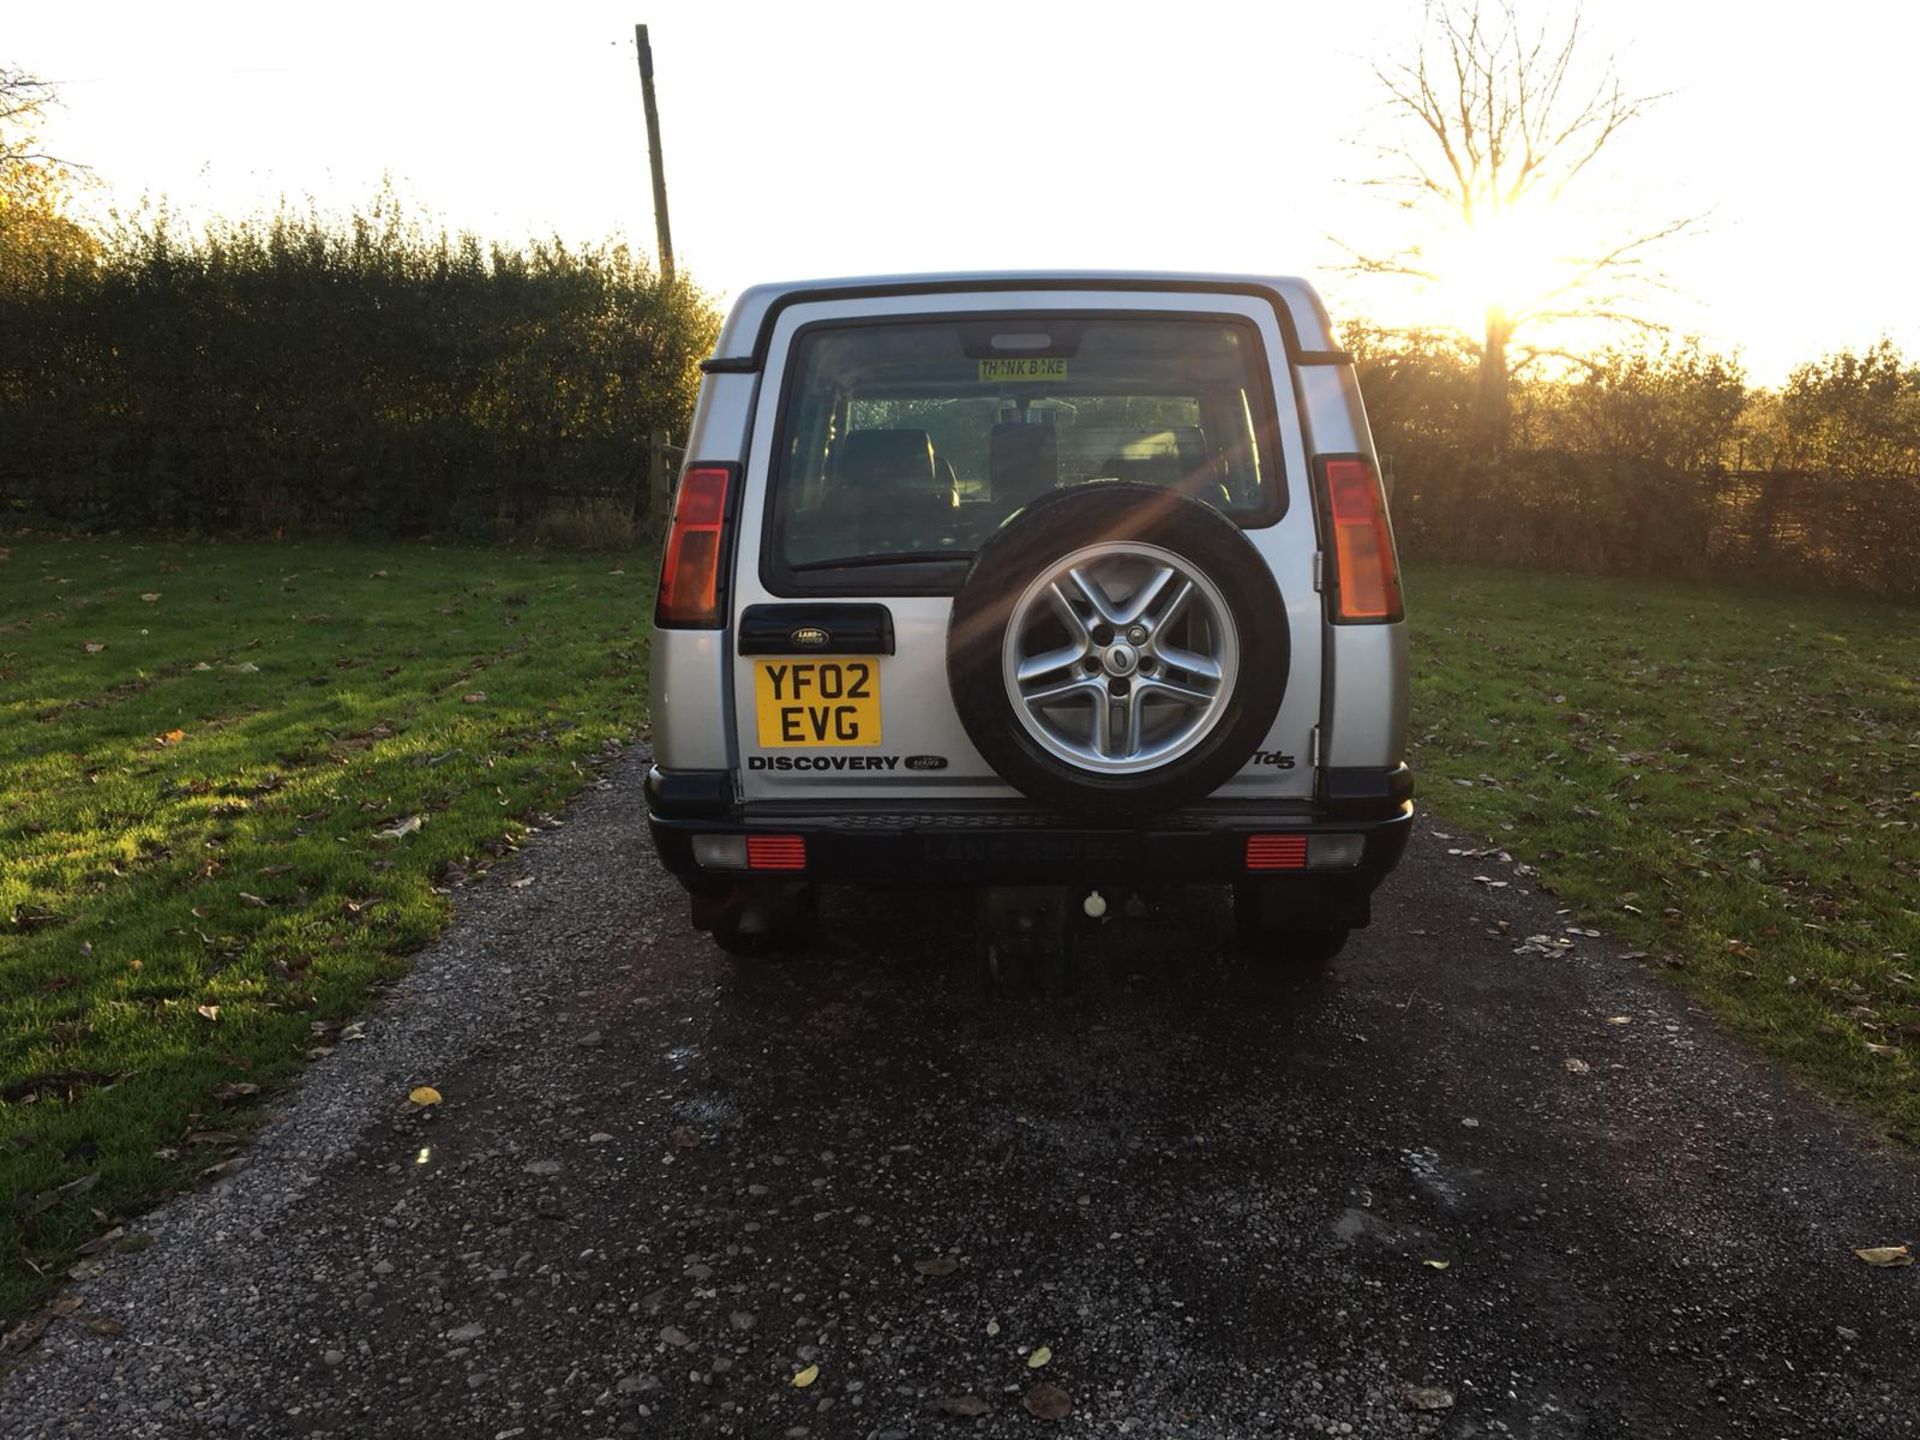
[1320, 763, 1415, 817]
[647, 797, 1412, 891]
[644, 766, 732, 818]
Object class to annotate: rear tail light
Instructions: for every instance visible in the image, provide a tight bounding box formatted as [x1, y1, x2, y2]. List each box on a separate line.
[1321, 457, 1403, 622]
[691, 833, 809, 870]
[655, 466, 733, 627]
[746, 835, 807, 871]
[1245, 834, 1308, 870]
[1245, 833, 1365, 871]
[1307, 833, 1365, 869]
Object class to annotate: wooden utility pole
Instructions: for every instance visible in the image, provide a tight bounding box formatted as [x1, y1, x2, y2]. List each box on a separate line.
[634, 24, 675, 283]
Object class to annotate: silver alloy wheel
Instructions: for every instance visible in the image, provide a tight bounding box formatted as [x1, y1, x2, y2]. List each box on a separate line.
[1000, 541, 1241, 775]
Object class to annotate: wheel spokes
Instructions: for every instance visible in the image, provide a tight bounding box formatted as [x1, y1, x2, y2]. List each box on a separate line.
[1016, 642, 1087, 684]
[1152, 641, 1221, 682]
[1004, 544, 1237, 771]
[1045, 581, 1091, 643]
[1135, 674, 1216, 707]
[1117, 566, 1176, 626]
[1064, 566, 1126, 626]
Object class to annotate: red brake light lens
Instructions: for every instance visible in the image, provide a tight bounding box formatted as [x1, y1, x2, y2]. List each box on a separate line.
[1245, 834, 1308, 870]
[1323, 458, 1403, 622]
[746, 835, 807, 871]
[655, 466, 732, 627]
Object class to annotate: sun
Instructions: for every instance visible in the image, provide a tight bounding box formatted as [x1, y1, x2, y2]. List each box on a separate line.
[1416, 205, 1577, 339]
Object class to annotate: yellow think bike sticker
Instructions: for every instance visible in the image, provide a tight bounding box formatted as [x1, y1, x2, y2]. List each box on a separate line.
[979, 357, 1068, 382]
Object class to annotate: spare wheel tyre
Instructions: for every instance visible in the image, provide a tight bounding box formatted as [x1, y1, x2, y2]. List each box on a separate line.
[946, 483, 1288, 816]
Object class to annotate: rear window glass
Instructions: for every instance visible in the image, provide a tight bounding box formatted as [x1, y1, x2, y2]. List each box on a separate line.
[766, 315, 1281, 583]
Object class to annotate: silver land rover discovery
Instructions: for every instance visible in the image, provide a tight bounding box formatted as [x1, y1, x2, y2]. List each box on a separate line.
[646, 272, 1411, 966]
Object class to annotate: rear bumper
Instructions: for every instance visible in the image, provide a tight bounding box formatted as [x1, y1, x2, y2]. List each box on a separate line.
[645, 765, 1412, 894]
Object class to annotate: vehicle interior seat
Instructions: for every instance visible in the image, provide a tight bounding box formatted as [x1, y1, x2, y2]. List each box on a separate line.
[990, 421, 1058, 515]
[818, 428, 958, 554]
[1102, 427, 1231, 508]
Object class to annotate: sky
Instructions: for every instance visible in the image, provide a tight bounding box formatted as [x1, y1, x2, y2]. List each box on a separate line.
[10, 0, 1918, 384]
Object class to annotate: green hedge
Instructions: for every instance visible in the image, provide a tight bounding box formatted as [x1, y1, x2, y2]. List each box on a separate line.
[0, 205, 719, 539]
[1353, 332, 1920, 600]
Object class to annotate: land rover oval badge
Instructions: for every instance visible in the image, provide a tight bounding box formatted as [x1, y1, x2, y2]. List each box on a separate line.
[789, 626, 830, 649]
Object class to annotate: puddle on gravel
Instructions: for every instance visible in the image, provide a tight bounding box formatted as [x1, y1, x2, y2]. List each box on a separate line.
[671, 1094, 737, 1126]
[1402, 1145, 1467, 1211]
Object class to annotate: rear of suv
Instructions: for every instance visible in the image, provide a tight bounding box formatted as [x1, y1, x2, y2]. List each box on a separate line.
[646, 273, 1411, 963]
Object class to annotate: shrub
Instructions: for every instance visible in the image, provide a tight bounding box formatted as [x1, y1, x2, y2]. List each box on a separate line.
[0, 195, 720, 540]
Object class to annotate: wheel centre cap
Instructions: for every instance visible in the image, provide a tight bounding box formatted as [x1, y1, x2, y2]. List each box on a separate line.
[1104, 642, 1139, 676]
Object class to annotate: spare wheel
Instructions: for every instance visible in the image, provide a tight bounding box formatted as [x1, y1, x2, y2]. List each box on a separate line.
[946, 483, 1289, 816]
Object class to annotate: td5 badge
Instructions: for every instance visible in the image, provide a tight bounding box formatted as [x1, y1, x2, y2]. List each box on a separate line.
[1250, 750, 1297, 769]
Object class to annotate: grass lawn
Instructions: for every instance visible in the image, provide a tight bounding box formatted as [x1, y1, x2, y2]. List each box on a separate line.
[3, 547, 1916, 1327]
[1409, 566, 1920, 1136]
[1, 536, 650, 1323]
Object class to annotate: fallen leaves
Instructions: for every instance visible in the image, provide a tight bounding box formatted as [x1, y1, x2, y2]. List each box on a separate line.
[1562, 1057, 1591, 1074]
[373, 814, 423, 842]
[83, 641, 105, 654]
[155, 728, 186, 746]
[791, 1363, 819, 1388]
[913, 1255, 959, 1277]
[669, 1126, 703, 1150]
[409, 1086, 443, 1107]
[462, 691, 487, 705]
[939, 1394, 993, 1417]
[1026, 1345, 1053, 1369]
[196, 1004, 221, 1023]
[1022, 1382, 1072, 1420]
[24, 1172, 99, 1216]
[1854, 1244, 1913, 1267]
[1402, 1384, 1456, 1412]
[1421, 1258, 1452, 1271]
[140, 592, 161, 603]
[2, 1315, 50, 1353]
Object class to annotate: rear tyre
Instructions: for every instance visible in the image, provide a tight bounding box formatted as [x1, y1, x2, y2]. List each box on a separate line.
[1233, 883, 1350, 967]
[700, 884, 818, 960]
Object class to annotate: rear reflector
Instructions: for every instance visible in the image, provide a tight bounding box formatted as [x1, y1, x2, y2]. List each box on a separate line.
[746, 835, 807, 871]
[1245, 834, 1308, 870]
[1322, 457, 1403, 622]
[655, 466, 732, 627]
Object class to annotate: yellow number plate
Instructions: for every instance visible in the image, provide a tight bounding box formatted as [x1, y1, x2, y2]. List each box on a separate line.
[754, 659, 882, 747]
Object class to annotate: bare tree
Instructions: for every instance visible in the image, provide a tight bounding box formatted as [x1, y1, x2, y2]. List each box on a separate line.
[0, 65, 95, 287]
[1, 66, 63, 170]
[1340, 2, 1693, 445]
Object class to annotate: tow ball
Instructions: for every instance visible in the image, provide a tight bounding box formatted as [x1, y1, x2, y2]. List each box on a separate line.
[975, 886, 1137, 988]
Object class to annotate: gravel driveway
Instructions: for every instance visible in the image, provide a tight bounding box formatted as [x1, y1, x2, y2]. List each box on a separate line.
[5, 750, 1920, 1439]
